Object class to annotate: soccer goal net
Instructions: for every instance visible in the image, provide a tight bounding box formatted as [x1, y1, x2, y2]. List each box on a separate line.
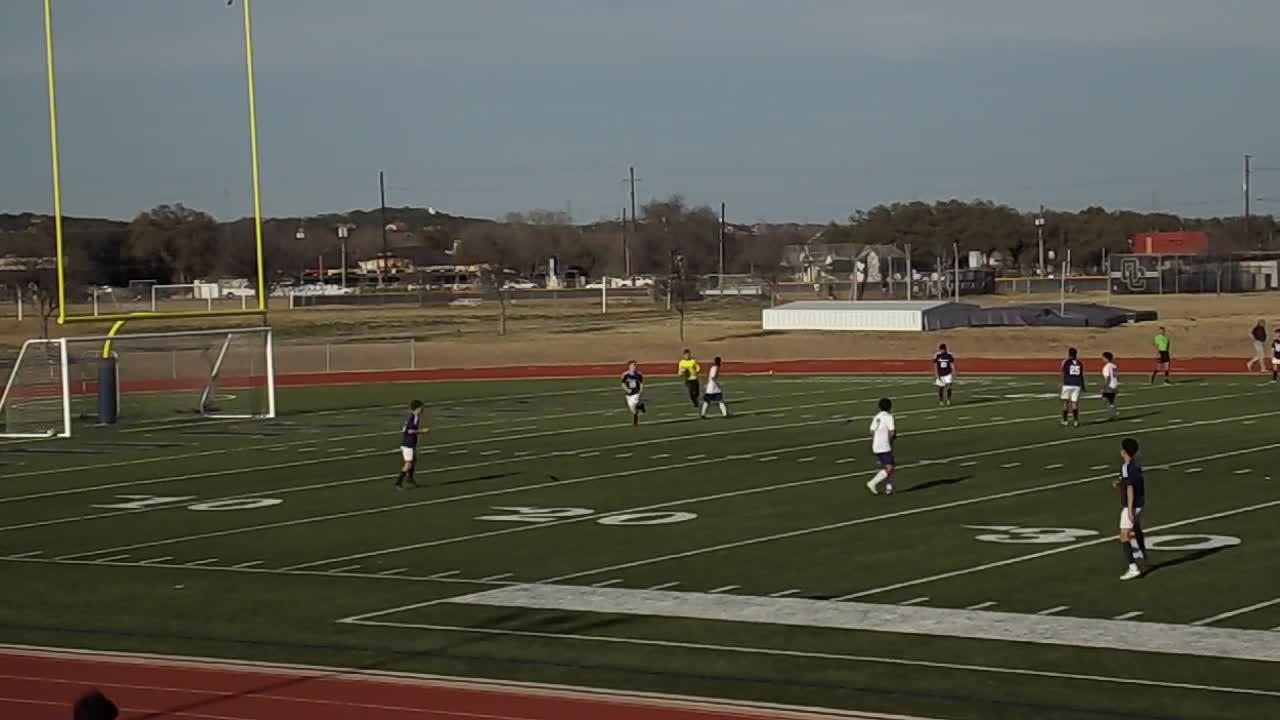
[0, 327, 275, 438]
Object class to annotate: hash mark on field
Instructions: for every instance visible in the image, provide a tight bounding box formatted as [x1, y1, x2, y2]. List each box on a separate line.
[297, 447, 317, 453]
[709, 585, 741, 594]
[770, 589, 802, 598]
[925, 416, 937, 421]
[1233, 469, 1253, 475]
[1113, 611, 1144, 620]
[592, 579, 623, 588]
[800, 414, 815, 419]
[836, 458, 857, 464]
[652, 454, 671, 459]
[513, 451, 532, 456]
[615, 453, 633, 459]
[480, 450, 503, 456]
[580, 452, 601, 458]
[758, 456, 779, 463]
[1186, 468, 1204, 474]
[1191, 598, 1280, 626]
[797, 457, 817, 463]
[1001, 462, 1022, 469]
[1044, 463, 1064, 470]
[330, 565, 362, 574]
[1037, 606, 1070, 616]
[647, 582, 680, 591]
[990, 416, 1005, 421]
[379, 568, 408, 576]
[138, 557, 172, 565]
[494, 426, 537, 434]
[1242, 420, 1257, 425]
[687, 454, 707, 460]
[1090, 465, 1109, 470]
[898, 597, 930, 606]
[481, 573, 512, 582]
[326, 447, 347, 453]
[958, 416, 971, 421]
[186, 558, 219, 566]
[98, 555, 131, 563]
[429, 571, 459, 579]
[959, 461, 979, 467]
[449, 450, 470, 455]
[231, 561, 262, 569]
[966, 601, 998, 610]
[8, 550, 43, 559]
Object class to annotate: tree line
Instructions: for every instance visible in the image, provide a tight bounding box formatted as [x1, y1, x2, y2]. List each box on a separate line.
[3, 199, 1278, 294]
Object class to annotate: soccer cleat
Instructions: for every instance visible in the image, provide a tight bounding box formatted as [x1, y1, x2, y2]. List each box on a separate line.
[1072, 419, 1080, 428]
[865, 479, 879, 495]
[1120, 567, 1142, 581]
[1060, 419, 1069, 427]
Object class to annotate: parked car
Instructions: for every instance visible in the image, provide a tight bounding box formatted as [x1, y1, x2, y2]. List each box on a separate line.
[502, 279, 537, 290]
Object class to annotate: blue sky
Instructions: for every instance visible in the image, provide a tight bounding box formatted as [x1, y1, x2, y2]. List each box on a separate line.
[3, 0, 1280, 223]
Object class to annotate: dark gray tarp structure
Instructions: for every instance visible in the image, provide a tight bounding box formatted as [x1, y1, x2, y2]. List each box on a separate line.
[923, 303, 1157, 331]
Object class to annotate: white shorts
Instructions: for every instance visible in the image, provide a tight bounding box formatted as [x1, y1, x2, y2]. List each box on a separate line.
[625, 394, 642, 413]
[1272, 357, 1280, 368]
[1120, 506, 1143, 530]
[1060, 386, 1082, 402]
[935, 375, 953, 387]
[401, 446, 416, 463]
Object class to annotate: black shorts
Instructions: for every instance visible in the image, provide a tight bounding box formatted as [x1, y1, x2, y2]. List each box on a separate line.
[1102, 391, 1117, 402]
[704, 392, 723, 402]
[1158, 351, 1171, 364]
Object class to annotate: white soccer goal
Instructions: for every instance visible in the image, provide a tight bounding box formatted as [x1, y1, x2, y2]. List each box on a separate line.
[0, 327, 276, 438]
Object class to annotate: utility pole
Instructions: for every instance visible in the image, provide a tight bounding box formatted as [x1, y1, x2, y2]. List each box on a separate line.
[379, 170, 389, 288]
[621, 207, 630, 278]
[1035, 206, 1046, 277]
[1244, 154, 1252, 244]
[718, 202, 726, 281]
[619, 166, 642, 277]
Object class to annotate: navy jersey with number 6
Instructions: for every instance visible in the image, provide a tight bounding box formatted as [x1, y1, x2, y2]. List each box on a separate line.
[934, 351, 955, 377]
[1062, 358, 1085, 387]
[621, 370, 644, 395]
[1119, 460, 1146, 510]
[401, 413, 420, 448]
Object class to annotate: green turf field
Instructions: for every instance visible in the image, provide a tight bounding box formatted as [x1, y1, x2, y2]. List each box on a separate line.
[1, 373, 1278, 720]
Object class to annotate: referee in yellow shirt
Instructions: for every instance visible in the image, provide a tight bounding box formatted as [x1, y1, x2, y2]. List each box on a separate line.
[677, 349, 702, 408]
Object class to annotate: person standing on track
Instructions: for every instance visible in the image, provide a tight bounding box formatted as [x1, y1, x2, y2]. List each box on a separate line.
[677, 349, 702, 409]
[73, 690, 118, 720]
[1151, 327, 1172, 384]
[1248, 320, 1268, 372]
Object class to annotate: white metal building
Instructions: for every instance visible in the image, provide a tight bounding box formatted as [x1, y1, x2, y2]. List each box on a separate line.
[761, 301, 956, 332]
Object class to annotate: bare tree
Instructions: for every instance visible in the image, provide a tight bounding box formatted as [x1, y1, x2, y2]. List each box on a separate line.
[458, 224, 520, 336]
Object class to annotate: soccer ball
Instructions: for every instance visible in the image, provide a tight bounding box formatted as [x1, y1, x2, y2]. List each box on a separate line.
[768, 369, 775, 375]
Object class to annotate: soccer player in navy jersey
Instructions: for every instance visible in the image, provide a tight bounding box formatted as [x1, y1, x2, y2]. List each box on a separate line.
[933, 343, 956, 406]
[395, 400, 427, 490]
[1272, 329, 1280, 382]
[1060, 347, 1085, 427]
[621, 360, 646, 427]
[1115, 437, 1148, 580]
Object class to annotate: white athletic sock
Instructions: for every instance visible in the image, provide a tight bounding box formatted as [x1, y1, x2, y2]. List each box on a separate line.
[870, 469, 888, 487]
[700, 401, 708, 417]
[718, 403, 728, 417]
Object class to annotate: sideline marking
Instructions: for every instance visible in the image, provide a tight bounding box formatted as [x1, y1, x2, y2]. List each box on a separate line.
[382, 584, 1280, 663]
[1191, 598, 1280, 627]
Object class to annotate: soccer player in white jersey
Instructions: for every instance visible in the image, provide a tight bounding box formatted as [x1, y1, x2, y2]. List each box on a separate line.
[866, 397, 896, 495]
[1101, 352, 1119, 419]
[700, 356, 728, 419]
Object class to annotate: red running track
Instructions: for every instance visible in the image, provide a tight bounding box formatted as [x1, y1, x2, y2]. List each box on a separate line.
[0, 647, 910, 720]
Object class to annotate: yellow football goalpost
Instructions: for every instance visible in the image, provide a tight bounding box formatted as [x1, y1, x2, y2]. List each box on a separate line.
[41, 0, 269, 325]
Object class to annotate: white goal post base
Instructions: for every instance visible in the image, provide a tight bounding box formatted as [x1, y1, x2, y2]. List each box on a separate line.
[0, 327, 276, 439]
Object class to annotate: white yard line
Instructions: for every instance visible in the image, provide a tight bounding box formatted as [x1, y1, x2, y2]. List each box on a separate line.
[1113, 611, 1144, 620]
[378, 568, 408, 576]
[538, 440, 1280, 586]
[898, 597, 930, 606]
[647, 582, 680, 591]
[1037, 606, 1070, 616]
[335, 621, 1280, 699]
[965, 601, 998, 611]
[847, 499, 1280, 600]
[231, 560, 262, 569]
[769, 589, 803, 598]
[1191, 598, 1280, 627]
[709, 585, 741, 594]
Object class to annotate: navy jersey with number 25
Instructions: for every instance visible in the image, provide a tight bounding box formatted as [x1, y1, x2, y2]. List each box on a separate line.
[621, 370, 644, 396]
[934, 352, 955, 377]
[1062, 358, 1085, 387]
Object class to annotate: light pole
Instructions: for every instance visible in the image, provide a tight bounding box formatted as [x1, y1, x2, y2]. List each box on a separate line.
[336, 224, 354, 289]
[1035, 209, 1046, 276]
[295, 227, 306, 284]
